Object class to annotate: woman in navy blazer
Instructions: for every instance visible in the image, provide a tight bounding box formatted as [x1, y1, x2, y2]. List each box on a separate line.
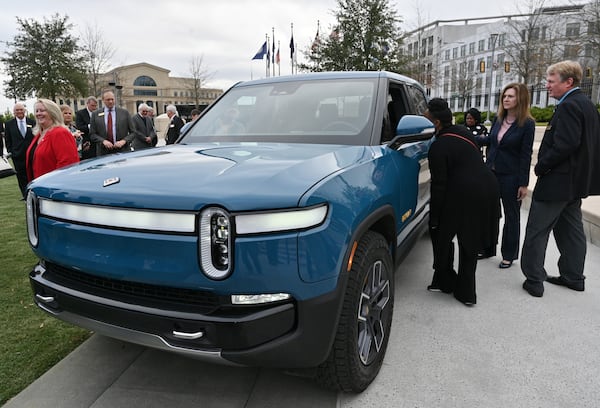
[479, 83, 535, 268]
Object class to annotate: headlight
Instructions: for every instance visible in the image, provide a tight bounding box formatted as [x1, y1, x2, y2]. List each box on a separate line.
[26, 191, 39, 247]
[235, 204, 328, 235]
[199, 207, 232, 280]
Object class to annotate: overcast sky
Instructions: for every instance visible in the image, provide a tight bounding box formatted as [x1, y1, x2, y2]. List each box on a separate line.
[0, 0, 526, 114]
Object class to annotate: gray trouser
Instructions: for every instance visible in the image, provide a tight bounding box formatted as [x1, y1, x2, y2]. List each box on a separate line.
[521, 199, 586, 284]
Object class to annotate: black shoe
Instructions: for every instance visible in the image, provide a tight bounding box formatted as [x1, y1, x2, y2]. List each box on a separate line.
[427, 285, 453, 294]
[499, 260, 513, 269]
[546, 276, 584, 292]
[522, 280, 544, 297]
[455, 297, 475, 307]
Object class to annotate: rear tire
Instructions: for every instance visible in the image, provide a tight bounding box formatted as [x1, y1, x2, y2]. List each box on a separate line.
[316, 231, 394, 392]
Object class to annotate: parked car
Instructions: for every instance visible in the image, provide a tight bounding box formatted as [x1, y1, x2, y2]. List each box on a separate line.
[27, 71, 434, 392]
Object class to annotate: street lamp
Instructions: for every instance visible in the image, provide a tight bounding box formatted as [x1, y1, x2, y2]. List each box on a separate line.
[108, 81, 123, 107]
[485, 33, 498, 126]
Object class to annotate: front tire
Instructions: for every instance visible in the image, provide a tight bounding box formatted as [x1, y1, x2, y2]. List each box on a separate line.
[317, 231, 394, 392]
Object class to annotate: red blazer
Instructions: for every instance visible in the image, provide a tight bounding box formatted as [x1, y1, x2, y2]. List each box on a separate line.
[26, 126, 80, 181]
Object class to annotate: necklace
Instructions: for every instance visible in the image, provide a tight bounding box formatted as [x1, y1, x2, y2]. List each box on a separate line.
[504, 117, 515, 125]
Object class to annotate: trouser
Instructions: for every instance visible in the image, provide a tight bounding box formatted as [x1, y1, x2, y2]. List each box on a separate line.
[496, 173, 521, 261]
[430, 228, 477, 303]
[521, 198, 586, 285]
[13, 158, 28, 198]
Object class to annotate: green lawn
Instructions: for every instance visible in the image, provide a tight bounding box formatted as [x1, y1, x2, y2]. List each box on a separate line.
[0, 175, 91, 405]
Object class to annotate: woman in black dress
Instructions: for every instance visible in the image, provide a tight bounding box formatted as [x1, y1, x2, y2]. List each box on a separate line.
[425, 98, 500, 306]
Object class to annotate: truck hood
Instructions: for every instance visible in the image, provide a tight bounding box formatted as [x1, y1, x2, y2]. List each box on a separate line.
[30, 143, 371, 211]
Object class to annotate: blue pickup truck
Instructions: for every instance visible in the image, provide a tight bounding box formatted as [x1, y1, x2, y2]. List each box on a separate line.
[27, 71, 434, 392]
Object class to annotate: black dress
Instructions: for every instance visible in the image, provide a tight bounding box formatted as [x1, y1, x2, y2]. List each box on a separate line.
[428, 125, 500, 304]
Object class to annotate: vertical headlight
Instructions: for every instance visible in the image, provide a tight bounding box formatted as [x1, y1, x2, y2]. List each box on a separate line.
[26, 191, 39, 247]
[199, 207, 232, 280]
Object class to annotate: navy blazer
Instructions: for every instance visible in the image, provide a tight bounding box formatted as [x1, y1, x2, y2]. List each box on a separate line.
[481, 117, 535, 187]
[534, 89, 600, 201]
[4, 117, 36, 162]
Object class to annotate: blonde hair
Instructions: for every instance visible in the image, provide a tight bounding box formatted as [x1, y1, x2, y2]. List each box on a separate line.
[547, 60, 582, 87]
[33, 99, 66, 134]
[497, 83, 534, 127]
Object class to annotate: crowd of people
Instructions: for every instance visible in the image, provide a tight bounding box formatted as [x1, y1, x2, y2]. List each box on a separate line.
[426, 59, 600, 306]
[1, 59, 598, 306]
[1, 90, 189, 197]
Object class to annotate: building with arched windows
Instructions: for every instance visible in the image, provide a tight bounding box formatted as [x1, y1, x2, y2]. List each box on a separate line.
[58, 62, 223, 119]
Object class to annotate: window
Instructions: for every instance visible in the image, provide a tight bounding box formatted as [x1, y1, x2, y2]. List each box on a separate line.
[498, 34, 506, 47]
[460, 45, 466, 57]
[467, 60, 474, 73]
[566, 22, 580, 38]
[134, 89, 158, 96]
[444, 49, 450, 60]
[452, 47, 458, 59]
[421, 38, 427, 57]
[497, 54, 505, 65]
[530, 27, 540, 41]
[478, 40, 485, 52]
[427, 36, 434, 56]
[563, 44, 580, 59]
[133, 75, 157, 87]
[469, 42, 475, 54]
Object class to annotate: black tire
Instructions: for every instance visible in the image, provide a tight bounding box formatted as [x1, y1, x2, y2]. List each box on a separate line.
[316, 230, 394, 392]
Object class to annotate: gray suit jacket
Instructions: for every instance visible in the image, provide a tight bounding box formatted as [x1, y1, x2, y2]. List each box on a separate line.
[131, 113, 157, 150]
[90, 107, 135, 156]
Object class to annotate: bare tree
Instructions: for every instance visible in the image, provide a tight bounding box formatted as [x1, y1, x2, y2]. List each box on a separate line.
[576, 0, 600, 102]
[187, 55, 214, 109]
[503, 0, 563, 87]
[80, 22, 115, 97]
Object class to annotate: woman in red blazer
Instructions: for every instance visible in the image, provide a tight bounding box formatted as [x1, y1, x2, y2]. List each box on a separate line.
[26, 99, 79, 182]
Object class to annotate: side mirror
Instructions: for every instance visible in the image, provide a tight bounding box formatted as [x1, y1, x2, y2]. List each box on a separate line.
[387, 115, 435, 150]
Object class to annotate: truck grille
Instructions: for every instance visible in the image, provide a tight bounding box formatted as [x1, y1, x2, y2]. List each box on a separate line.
[44, 262, 221, 314]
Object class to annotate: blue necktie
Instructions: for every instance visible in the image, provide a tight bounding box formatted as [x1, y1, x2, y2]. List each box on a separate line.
[19, 120, 26, 137]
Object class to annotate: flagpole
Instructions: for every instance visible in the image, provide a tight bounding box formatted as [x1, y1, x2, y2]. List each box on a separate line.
[265, 33, 269, 77]
[271, 27, 275, 78]
[290, 22, 295, 75]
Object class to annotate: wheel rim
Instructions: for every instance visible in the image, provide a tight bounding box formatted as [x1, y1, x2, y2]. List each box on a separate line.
[357, 259, 391, 365]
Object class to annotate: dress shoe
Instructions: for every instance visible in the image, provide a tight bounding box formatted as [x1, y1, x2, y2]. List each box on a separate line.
[427, 285, 453, 294]
[456, 298, 475, 307]
[546, 276, 584, 292]
[522, 280, 543, 297]
[499, 260, 513, 269]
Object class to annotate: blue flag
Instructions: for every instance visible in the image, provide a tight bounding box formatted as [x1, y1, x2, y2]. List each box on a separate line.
[289, 35, 295, 58]
[252, 41, 267, 60]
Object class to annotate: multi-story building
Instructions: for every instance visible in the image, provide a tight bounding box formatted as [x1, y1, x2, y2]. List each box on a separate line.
[57, 62, 223, 119]
[403, 4, 597, 119]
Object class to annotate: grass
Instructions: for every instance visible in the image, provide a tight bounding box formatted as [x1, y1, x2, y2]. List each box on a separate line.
[0, 175, 91, 405]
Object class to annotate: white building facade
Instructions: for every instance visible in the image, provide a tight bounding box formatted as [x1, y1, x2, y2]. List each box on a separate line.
[402, 4, 597, 116]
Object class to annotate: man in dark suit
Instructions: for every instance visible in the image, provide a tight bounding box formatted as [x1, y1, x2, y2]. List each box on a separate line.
[165, 104, 184, 145]
[521, 60, 600, 297]
[75, 96, 98, 159]
[90, 90, 135, 156]
[4, 103, 36, 199]
[131, 103, 157, 150]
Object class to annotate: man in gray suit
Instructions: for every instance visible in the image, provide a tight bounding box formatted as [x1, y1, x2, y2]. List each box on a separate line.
[90, 90, 135, 156]
[131, 103, 157, 150]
